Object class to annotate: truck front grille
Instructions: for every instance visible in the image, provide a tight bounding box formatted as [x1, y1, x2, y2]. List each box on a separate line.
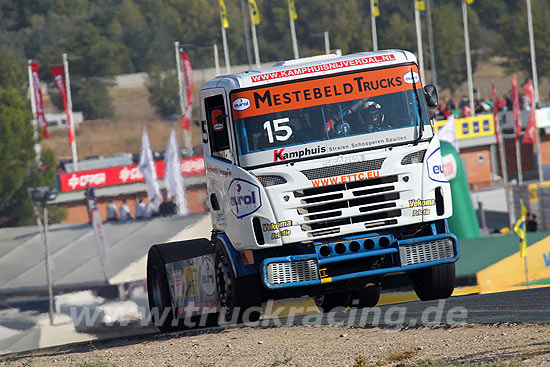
[294, 175, 401, 238]
[300, 158, 385, 180]
[399, 239, 454, 266]
[266, 260, 319, 285]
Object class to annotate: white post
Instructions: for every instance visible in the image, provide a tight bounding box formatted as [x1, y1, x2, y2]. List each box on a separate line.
[324, 31, 330, 55]
[214, 44, 221, 76]
[250, 16, 261, 69]
[414, 6, 425, 82]
[498, 123, 512, 229]
[371, 10, 378, 51]
[461, 1, 475, 114]
[43, 205, 54, 325]
[63, 53, 78, 171]
[516, 139, 523, 185]
[221, 26, 231, 74]
[288, 0, 299, 59]
[174, 42, 192, 156]
[426, 0, 437, 85]
[27, 61, 41, 165]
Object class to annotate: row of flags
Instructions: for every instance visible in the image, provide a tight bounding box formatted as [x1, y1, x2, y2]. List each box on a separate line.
[218, 0, 298, 28]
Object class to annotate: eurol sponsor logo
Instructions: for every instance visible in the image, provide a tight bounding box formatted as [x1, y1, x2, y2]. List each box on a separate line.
[232, 97, 250, 111]
[426, 147, 448, 183]
[228, 178, 261, 218]
[403, 71, 420, 84]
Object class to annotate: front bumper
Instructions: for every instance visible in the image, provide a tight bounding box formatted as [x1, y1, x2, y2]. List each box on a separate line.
[261, 233, 459, 290]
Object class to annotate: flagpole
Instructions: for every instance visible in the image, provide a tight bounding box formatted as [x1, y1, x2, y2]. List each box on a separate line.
[249, 7, 261, 69]
[461, 0, 475, 115]
[221, 25, 231, 74]
[497, 123, 512, 229]
[414, 4, 425, 82]
[524, 256, 530, 288]
[324, 31, 330, 55]
[425, 0, 437, 85]
[240, 0, 253, 69]
[63, 53, 78, 171]
[288, 0, 299, 59]
[371, 0, 378, 51]
[516, 139, 523, 185]
[27, 60, 41, 165]
[213, 44, 221, 76]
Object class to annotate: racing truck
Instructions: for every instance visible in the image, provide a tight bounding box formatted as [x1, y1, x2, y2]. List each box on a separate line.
[147, 49, 459, 331]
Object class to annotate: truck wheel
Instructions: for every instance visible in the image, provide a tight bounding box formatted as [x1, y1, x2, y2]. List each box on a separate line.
[350, 285, 381, 308]
[147, 248, 177, 332]
[410, 263, 456, 301]
[314, 291, 351, 313]
[215, 243, 261, 324]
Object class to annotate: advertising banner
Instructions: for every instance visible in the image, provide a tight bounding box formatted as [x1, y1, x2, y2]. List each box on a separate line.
[29, 62, 49, 138]
[49, 64, 74, 144]
[180, 50, 193, 130]
[433, 114, 495, 140]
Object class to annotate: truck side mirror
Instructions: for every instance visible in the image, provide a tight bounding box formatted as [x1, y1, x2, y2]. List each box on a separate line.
[423, 85, 438, 108]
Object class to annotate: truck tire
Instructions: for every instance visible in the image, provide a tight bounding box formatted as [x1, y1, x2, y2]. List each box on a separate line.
[215, 243, 261, 324]
[314, 291, 351, 313]
[350, 285, 381, 308]
[147, 247, 177, 332]
[410, 262, 456, 301]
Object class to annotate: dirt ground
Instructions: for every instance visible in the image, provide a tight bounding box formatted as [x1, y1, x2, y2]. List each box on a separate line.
[2, 323, 550, 367]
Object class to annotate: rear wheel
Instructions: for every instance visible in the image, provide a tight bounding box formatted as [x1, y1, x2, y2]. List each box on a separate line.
[410, 263, 456, 301]
[314, 291, 351, 312]
[350, 284, 381, 308]
[147, 248, 177, 332]
[215, 243, 261, 324]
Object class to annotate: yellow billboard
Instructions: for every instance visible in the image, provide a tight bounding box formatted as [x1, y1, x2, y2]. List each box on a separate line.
[433, 113, 495, 140]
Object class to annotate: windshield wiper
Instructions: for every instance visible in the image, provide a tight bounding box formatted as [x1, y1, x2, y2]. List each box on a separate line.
[411, 68, 424, 145]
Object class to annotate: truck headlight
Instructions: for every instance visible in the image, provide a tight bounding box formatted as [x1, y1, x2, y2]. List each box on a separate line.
[401, 150, 426, 165]
[256, 175, 287, 187]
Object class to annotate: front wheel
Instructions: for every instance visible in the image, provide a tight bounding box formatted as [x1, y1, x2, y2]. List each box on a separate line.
[314, 291, 351, 313]
[350, 284, 381, 308]
[410, 263, 456, 301]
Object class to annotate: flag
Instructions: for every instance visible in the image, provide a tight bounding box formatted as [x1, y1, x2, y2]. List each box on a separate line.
[289, 0, 298, 20]
[437, 115, 459, 152]
[371, 0, 380, 17]
[49, 64, 74, 144]
[513, 201, 527, 258]
[86, 187, 109, 270]
[138, 128, 161, 211]
[523, 81, 537, 144]
[179, 50, 193, 130]
[512, 74, 521, 142]
[249, 0, 260, 25]
[165, 129, 189, 216]
[29, 62, 49, 138]
[491, 83, 500, 144]
[219, 0, 229, 28]
[466, 0, 474, 4]
[415, 0, 425, 11]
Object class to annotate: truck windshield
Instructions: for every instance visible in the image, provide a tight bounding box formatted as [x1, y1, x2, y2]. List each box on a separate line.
[231, 64, 429, 166]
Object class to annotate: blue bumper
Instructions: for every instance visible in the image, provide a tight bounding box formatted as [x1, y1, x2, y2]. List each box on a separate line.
[261, 233, 459, 290]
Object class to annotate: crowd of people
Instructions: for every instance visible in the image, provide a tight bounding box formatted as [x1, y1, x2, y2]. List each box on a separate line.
[106, 195, 178, 221]
[433, 92, 534, 121]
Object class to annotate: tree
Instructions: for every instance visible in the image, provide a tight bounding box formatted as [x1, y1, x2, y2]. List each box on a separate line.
[146, 67, 179, 119]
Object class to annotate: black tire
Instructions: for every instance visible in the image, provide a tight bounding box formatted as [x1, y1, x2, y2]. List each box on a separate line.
[147, 247, 178, 332]
[314, 291, 351, 313]
[349, 285, 381, 308]
[215, 243, 261, 324]
[410, 262, 456, 301]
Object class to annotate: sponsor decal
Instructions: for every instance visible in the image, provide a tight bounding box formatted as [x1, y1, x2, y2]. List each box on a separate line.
[311, 170, 380, 187]
[213, 122, 224, 131]
[409, 199, 435, 208]
[262, 220, 293, 232]
[403, 71, 420, 84]
[228, 178, 262, 218]
[412, 208, 430, 216]
[274, 145, 326, 162]
[271, 229, 291, 239]
[200, 256, 216, 298]
[232, 65, 420, 120]
[433, 114, 496, 140]
[172, 270, 183, 300]
[232, 97, 250, 111]
[250, 54, 397, 83]
[183, 264, 199, 298]
[426, 148, 447, 183]
[442, 154, 457, 180]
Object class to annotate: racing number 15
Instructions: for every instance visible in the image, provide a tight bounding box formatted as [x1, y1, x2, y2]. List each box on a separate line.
[263, 117, 293, 144]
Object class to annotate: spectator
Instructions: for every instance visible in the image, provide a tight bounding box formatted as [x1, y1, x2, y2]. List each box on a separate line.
[144, 200, 155, 218]
[119, 199, 132, 220]
[107, 200, 118, 221]
[159, 195, 177, 217]
[135, 198, 145, 219]
[504, 93, 513, 111]
[526, 212, 538, 232]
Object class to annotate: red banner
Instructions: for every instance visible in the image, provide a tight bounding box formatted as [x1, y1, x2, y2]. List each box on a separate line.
[30, 62, 49, 138]
[58, 155, 205, 192]
[180, 50, 193, 130]
[49, 64, 74, 144]
[491, 83, 500, 144]
[523, 81, 537, 144]
[512, 74, 521, 142]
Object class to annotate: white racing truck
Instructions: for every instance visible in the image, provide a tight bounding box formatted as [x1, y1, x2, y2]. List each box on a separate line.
[147, 49, 459, 331]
